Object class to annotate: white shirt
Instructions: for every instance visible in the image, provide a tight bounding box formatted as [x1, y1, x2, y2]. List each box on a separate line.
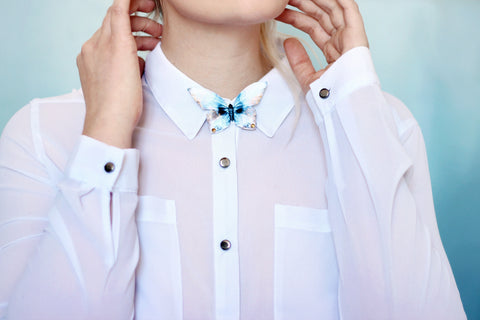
[0, 44, 466, 320]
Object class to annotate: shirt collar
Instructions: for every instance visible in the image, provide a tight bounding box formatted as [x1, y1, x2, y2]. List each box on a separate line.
[144, 43, 295, 140]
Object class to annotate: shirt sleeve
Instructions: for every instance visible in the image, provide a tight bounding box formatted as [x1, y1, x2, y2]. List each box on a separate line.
[0, 103, 140, 319]
[305, 47, 466, 319]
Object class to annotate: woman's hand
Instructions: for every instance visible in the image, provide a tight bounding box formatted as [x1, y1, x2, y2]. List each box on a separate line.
[77, 0, 162, 149]
[276, 0, 369, 93]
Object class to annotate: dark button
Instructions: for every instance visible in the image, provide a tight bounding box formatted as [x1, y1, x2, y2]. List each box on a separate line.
[104, 162, 115, 173]
[319, 88, 330, 99]
[220, 240, 232, 251]
[219, 157, 231, 169]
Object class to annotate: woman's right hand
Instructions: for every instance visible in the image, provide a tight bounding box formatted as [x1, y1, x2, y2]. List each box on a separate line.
[77, 0, 162, 149]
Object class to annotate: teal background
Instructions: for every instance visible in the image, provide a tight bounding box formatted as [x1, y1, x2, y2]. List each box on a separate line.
[1, 0, 479, 318]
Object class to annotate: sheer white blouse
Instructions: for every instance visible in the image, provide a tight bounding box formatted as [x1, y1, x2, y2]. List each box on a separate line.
[0, 44, 466, 319]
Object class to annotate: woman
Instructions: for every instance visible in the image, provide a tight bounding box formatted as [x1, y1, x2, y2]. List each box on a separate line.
[0, 0, 466, 318]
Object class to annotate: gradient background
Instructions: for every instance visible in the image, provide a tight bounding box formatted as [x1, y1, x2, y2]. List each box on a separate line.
[1, 0, 479, 318]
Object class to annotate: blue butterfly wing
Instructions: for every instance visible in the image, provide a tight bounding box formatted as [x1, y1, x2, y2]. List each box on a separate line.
[206, 111, 231, 133]
[188, 87, 230, 133]
[232, 81, 267, 108]
[232, 81, 266, 130]
[234, 106, 257, 130]
[188, 87, 226, 111]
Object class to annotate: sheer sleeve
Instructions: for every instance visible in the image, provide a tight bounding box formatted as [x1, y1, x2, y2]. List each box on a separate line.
[306, 47, 466, 319]
[0, 101, 140, 319]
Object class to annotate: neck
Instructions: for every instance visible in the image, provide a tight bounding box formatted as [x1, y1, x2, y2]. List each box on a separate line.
[160, 6, 271, 99]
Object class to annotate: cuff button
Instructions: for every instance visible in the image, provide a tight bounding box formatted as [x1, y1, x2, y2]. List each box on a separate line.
[104, 162, 115, 173]
[319, 88, 330, 99]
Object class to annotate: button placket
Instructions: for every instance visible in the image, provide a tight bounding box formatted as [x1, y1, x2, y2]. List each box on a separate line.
[211, 125, 240, 318]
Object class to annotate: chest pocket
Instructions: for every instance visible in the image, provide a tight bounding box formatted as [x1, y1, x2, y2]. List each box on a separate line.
[274, 204, 339, 320]
[134, 196, 183, 320]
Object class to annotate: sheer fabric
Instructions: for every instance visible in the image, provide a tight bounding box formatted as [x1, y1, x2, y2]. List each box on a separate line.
[0, 44, 466, 319]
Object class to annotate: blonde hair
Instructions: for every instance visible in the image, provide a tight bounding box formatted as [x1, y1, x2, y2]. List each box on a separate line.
[153, 1, 302, 129]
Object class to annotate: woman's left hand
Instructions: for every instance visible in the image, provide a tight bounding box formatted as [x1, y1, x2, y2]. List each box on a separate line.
[276, 0, 369, 93]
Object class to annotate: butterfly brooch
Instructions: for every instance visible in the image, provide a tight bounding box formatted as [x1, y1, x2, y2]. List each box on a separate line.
[188, 81, 268, 134]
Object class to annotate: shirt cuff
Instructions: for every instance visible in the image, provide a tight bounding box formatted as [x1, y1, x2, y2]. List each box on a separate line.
[66, 135, 140, 192]
[307, 46, 380, 117]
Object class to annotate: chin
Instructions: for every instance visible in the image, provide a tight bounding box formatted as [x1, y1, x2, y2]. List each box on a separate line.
[231, 0, 289, 24]
[165, 0, 289, 25]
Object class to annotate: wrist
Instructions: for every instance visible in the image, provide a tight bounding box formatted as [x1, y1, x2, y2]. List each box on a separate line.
[83, 118, 135, 149]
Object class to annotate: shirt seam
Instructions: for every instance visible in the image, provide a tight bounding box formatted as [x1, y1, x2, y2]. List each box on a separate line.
[30, 100, 52, 183]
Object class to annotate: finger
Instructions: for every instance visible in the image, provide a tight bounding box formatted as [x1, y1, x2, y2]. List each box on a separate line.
[288, 0, 336, 35]
[283, 38, 318, 93]
[130, 0, 156, 14]
[130, 16, 163, 37]
[310, 0, 345, 29]
[337, 0, 363, 28]
[113, 0, 131, 12]
[135, 36, 161, 51]
[324, 41, 341, 64]
[138, 56, 146, 76]
[110, 0, 132, 36]
[336, 0, 369, 49]
[276, 9, 330, 52]
[100, 7, 112, 36]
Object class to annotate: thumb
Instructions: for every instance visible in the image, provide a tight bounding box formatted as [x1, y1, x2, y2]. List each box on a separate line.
[110, 0, 133, 37]
[283, 38, 318, 94]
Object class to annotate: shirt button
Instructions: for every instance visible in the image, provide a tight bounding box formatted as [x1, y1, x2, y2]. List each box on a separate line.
[319, 88, 330, 99]
[219, 157, 231, 169]
[220, 240, 232, 251]
[104, 162, 115, 173]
